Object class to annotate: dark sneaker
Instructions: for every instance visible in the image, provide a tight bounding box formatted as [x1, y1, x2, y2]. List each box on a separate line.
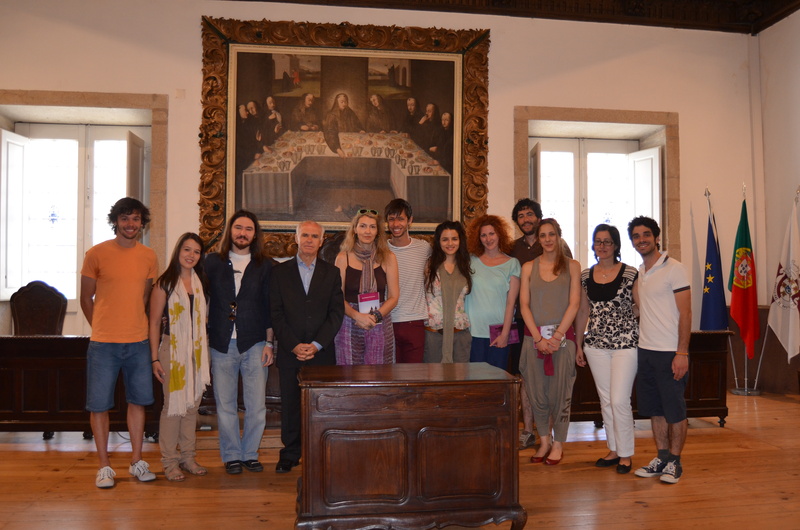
[225, 460, 243, 475]
[242, 459, 264, 472]
[634, 457, 667, 478]
[660, 461, 682, 484]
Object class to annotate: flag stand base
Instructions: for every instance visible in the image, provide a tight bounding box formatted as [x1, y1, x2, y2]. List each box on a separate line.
[731, 387, 761, 396]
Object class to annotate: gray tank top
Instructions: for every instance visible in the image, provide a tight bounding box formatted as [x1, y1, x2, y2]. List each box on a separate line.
[528, 258, 571, 327]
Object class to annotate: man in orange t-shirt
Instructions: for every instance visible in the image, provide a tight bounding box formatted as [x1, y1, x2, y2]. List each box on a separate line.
[80, 197, 158, 488]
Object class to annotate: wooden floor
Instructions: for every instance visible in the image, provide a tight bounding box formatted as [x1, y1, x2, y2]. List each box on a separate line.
[1, 392, 798, 529]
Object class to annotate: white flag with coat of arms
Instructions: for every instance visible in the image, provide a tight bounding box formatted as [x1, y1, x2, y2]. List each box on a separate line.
[767, 199, 800, 361]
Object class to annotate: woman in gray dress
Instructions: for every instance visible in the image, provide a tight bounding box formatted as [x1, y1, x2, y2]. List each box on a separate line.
[519, 218, 581, 465]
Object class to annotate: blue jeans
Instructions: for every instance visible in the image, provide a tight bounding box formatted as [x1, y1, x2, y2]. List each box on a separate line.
[470, 337, 510, 371]
[85, 340, 153, 412]
[211, 340, 267, 463]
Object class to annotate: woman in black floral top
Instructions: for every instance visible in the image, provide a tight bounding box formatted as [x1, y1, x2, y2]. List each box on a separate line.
[575, 224, 639, 474]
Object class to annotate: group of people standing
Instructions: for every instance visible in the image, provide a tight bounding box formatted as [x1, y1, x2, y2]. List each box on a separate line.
[81, 194, 691, 489]
[504, 200, 691, 483]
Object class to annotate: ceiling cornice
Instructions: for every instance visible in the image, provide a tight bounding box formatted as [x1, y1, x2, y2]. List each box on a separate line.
[227, 0, 800, 35]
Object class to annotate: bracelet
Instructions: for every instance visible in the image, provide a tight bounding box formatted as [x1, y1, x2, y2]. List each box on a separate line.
[265, 341, 274, 348]
[534, 337, 544, 344]
[675, 352, 689, 356]
[151, 359, 160, 364]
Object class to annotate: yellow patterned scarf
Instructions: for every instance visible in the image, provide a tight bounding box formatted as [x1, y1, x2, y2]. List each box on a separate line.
[166, 270, 210, 416]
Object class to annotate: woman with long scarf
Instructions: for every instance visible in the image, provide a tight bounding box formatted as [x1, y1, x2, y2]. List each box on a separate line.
[148, 233, 211, 481]
[423, 220, 473, 363]
[334, 209, 399, 364]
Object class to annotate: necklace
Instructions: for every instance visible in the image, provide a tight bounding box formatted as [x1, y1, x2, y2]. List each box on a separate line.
[596, 263, 617, 279]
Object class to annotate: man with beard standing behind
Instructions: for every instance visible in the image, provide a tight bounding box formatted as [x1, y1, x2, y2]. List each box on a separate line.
[205, 210, 274, 476]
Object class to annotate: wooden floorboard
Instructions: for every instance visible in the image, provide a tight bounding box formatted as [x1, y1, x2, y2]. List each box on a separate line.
[0, 392, 797, 529]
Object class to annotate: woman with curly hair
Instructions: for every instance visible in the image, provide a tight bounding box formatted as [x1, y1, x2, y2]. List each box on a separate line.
[423, 221, 473, 363]
[465, 214, 520, 370]
[519, 218, 581, 465]
[334, 209, 399, 365]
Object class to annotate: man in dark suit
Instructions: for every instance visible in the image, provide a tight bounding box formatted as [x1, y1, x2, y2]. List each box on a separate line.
[270, 220, 344, 473]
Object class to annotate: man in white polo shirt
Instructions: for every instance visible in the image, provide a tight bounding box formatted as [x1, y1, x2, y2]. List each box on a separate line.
[384, 199, 431, 363]
[628, 216, 692, 484]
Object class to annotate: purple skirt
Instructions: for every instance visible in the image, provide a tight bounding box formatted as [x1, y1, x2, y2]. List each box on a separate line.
[335, 302, 395, 365]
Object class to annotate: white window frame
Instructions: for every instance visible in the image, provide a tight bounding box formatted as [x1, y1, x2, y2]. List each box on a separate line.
[1, 124, 151, 335]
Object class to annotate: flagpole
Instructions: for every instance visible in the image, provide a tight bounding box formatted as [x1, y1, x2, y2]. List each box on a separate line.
[753, 328, 770, 391]
[743, 184, 748, 392]
[706, 187, 741, 389]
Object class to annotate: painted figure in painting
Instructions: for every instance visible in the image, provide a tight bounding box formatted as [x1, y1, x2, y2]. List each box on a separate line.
[323, 93, 365, 159]
[291, 93, 320, 131]
[366, 93, 395, 134]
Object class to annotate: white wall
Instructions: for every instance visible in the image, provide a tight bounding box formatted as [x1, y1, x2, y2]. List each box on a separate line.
[759, 10, 800, 292]
[2, 0, 793, 330]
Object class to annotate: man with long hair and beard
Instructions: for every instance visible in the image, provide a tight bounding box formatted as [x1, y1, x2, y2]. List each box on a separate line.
[205, 210, 274, 475]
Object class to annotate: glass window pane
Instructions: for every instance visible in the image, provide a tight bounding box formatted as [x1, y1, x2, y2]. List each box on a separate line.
[587, 152, 639, 267]
[92, 140, 127, 246]
[24, 139, 79, 299]
[540, 151, 574, 252]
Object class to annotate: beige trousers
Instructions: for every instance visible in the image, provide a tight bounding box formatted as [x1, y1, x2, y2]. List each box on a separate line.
[157, 335, 202, 468]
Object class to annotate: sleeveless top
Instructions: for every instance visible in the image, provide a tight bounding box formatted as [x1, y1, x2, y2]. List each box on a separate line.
[527, 258, 571, 327]
[344, 258, 388, 304]
[580, 264, 639, 349]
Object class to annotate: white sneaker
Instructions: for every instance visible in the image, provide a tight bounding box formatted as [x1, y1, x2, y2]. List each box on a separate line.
[96, 466, 116, 488]
[129, 460, 156, 482]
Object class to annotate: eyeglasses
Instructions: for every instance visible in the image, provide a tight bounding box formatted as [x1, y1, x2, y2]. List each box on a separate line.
[593, 240, 615, 247]
[357, 209, 378, 215]
[229, 301, 237, 321]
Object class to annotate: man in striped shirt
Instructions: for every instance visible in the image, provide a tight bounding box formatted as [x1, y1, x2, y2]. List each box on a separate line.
[385, 199, 431, 363]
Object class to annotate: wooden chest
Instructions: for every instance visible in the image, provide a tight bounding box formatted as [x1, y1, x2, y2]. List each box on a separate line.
[297, 362, 526, 529]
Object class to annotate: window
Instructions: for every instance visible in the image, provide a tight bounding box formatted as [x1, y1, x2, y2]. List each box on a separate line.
[0, 124, 150, 304]
[513, 107, 680, 268]
[531, 137, 660, 266]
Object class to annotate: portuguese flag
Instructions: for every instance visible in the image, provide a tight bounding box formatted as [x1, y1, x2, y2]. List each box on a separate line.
[728, 199, 760, 358]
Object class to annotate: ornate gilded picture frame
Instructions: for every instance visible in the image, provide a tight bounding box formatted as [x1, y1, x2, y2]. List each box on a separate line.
[199, 17, 489, 254]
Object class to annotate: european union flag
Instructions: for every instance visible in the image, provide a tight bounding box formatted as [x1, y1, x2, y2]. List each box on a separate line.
[700, 211, 729, 330]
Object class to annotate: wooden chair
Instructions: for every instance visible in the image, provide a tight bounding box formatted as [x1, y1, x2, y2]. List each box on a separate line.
[10, 281, 67, 336]
[10, 281, 71, 439]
